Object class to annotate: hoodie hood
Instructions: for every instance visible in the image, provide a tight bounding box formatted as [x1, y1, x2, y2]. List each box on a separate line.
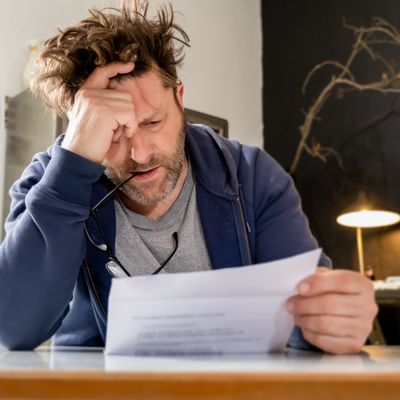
[185, 123, 241, 198]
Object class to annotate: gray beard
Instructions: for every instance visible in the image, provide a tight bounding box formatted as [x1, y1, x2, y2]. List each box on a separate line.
[104, 130, 186, 207]
[106, 162, 183, 207]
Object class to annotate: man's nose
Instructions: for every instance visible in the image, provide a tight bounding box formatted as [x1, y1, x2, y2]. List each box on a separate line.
[129, 130, 153, 164]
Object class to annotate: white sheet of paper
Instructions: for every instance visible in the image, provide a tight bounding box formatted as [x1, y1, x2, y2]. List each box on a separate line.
[105, 249, 321, 356]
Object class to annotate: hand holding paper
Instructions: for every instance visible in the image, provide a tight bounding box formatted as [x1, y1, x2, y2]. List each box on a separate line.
[286, 267, 377, 354]
[105, 249, 321, 356]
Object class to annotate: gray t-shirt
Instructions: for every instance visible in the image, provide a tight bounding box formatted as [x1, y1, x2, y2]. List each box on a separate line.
[114, 165, 211, 276]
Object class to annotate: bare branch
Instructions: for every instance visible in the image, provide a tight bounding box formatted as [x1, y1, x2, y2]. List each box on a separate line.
[335, 77, 400, 93]
[302, 61, 355, 94]
[358, 40, 378, 60]
[290, 17, 400, 174]
[372, 51, 396, 75]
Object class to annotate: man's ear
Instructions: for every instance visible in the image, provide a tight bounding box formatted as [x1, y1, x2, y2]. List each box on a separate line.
[176, 83, 184, 109]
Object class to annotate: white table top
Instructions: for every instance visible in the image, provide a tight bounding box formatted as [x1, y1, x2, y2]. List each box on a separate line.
[1, 345, 399, 374]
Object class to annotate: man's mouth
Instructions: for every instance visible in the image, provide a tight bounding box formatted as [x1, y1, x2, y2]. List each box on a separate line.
[131, 166, 160, 181]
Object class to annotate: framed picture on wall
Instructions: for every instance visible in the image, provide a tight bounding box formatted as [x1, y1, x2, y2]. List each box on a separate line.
[185, 108, 229, 138]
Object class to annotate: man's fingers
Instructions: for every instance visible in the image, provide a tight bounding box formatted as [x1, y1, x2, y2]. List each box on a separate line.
[294, 314, 372, 339]
[112, 126, 124, 143]
[112, 123, 136, 142]
[73, 90, 136, 132]
[301, 328, 366, 354]
[287, 293, 370, 317]
[78, 88, 133, 101]
[296, 269, 375, 297]
[83, 62, 135, 89]
[288, 269, 377, 354]
[106, 135, 131, 165]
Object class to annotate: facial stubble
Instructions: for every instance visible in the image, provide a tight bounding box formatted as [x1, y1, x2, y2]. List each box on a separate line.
[104, 121, 186, 207]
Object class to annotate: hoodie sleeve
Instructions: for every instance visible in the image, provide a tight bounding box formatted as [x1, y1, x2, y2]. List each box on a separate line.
[239, 145, 331, 351]
[0, 145, 104, 350]
[240, 146, 331, 267]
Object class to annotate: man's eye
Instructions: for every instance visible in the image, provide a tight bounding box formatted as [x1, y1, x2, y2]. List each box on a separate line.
[140, 120, 162, 129]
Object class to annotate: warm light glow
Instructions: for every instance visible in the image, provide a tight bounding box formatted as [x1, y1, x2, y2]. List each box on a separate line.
[337, 210, 400, 228]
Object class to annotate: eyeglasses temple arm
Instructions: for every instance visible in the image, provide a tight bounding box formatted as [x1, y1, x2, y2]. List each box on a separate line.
[152, 232, 178, 275]
[91, 172, 138, 212]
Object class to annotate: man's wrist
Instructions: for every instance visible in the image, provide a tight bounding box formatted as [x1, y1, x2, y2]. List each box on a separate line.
[37, 146, 105, 206]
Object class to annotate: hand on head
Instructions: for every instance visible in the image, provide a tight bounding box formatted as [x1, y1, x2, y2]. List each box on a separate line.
[62, 62, 137, 165]
[286, 267, 378, 354]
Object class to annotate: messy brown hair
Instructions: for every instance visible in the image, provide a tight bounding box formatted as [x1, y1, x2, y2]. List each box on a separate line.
[32, 0, 190, 116]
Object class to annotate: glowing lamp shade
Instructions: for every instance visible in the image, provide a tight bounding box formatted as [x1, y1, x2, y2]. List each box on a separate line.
[337, 210, 400, 228]
[337, 208, 400, 276]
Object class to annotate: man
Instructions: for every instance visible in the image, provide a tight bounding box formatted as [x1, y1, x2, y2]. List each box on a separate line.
[0, 1, 377, 353]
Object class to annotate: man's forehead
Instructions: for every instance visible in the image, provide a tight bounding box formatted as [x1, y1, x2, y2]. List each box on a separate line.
[108, 69, 172, 117]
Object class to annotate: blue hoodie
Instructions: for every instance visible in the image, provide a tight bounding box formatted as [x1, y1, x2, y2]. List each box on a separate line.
[0, 124, 330, 350]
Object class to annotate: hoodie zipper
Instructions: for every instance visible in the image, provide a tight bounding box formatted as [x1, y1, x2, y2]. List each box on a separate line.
[236, 197, 252, 265]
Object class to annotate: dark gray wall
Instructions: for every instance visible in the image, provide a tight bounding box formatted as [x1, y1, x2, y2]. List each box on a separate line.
[263, 0, 400, 278]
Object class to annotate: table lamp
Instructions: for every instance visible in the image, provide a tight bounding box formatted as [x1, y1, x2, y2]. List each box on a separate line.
[337, 209, 400, 275]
